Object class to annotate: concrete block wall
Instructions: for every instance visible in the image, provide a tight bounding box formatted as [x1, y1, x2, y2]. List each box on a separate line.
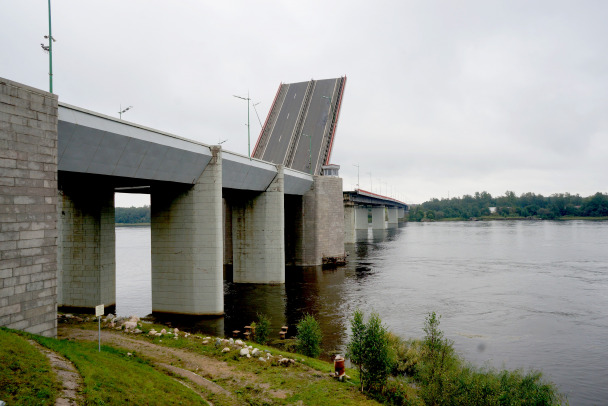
[292, 175, 345, 266]
[150, 146, 223, 315]
[0, 78, 58, 337]
[343, 204, 356, 244]
[57, 182, 115, 310]
[231, 166, 285, 283]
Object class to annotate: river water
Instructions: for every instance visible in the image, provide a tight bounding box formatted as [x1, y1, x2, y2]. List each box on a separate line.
[115, 221, 608, 405]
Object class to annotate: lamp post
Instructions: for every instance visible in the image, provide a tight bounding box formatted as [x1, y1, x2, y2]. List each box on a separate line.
[41, 0, 55, 93]
[233, 93, 251, 159]
[303, 133, 312, 174]
[118, 105, 133, 119]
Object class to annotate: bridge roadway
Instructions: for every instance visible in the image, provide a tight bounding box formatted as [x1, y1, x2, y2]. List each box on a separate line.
[252, 77, 346, 175]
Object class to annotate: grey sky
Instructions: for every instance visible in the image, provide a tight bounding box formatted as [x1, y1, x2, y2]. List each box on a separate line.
[2, 0, 607, 206]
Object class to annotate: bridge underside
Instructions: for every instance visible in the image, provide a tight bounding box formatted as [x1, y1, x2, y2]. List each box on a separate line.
[252, 77, 346, 175]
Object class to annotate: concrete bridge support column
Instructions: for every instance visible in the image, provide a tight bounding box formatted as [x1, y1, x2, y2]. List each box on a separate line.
[343, 204, 356, 244]
[150, 146, 223, 315]
[58, 182, 116, 311]
[232, 166, 285, 283]
[371, 206, 387, 230]
[387, 207, 398, 226]
[398, 207, 405, 219]
[355, 206, 369, 229]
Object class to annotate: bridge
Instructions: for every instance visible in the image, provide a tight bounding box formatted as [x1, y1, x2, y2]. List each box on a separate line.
[343, 189, 409, 242]
[0, 77, 346, 337]
[252, 77, 346, 175]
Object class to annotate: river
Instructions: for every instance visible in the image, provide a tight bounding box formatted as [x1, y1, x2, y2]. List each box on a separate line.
[115, 220, 608, 405]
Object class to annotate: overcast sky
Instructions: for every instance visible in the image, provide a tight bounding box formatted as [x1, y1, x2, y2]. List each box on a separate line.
[2, 0, 607, 206]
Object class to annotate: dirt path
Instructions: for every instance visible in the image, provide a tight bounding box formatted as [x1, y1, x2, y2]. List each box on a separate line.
[59, 326, 290, 404]
[28, 339, 83, 406]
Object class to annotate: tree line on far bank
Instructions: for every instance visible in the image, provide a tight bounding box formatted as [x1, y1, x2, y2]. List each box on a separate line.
[115, 206, 150, 224]
[409, 191, 608, 221]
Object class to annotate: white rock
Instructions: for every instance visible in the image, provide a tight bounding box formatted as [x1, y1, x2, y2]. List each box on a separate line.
[155, 333, 162, 337]
[251, 348, 260, 357]
[134, 329, 142, 334]
[123, 321, 137, 330]
[258, 357, 266, 362]
[148, 330, 157, 336]
[222, 347, 231, 353]
[239, 348, 250, 357]
[235, 339, 244, 346]
[228, 338, 234, 344]
[127, 352, 132, 357]
[160, 329, 167, 335]
[173, 335, 178, 340]
[202, 340, 209, 344]
[129, 315, 140, 322]
[174, 328, 179, 334]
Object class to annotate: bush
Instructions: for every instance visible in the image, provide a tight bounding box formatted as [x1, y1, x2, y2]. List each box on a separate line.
[253, 313, 270, 345]
[296, 314, 322, 358]
[347, 310, 394, 393]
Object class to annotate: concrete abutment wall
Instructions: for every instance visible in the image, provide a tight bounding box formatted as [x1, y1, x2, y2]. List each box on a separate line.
[0, 78, 58, 337]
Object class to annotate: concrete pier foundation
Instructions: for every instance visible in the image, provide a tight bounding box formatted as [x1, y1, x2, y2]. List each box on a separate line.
[371, 206, 386, 229]
[398, 207, 405, 219]
[230, 166, 285, 283]
[150, 146, 223, 315]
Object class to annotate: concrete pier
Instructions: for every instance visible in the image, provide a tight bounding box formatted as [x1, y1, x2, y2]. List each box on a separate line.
[230, 166, 285, 283]
[58, 180, 116, 311]
[371, 206, 386, 229]
[387, 207, 398, 226]
[150, 146, 223, 315]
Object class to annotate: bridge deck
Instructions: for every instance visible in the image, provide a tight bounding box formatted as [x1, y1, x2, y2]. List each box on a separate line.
[252, 77, 346, 175]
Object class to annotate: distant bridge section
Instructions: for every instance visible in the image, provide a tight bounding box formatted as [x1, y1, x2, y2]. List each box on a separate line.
[343, 189, 409, 242]
[252, 77, 347, 175]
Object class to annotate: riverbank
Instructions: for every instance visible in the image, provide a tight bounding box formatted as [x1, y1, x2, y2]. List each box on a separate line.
[1, 318, 378, 405]
[415, 215, 608, 222]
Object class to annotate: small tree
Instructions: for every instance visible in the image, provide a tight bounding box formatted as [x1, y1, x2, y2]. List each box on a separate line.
[254, 313, 270, 345]
[362, 313, 393, 392]
[347, 310, 394, 392]
[346, 309, 366, 391]
[296, 314, 322, 358]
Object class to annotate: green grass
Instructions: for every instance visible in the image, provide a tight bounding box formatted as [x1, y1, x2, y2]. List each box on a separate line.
[9, 328, 209, 405]
[0, 328, 60, 405]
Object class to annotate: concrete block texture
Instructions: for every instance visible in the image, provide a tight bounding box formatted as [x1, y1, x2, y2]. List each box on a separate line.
[287, 175, 345, 266]
[0, 77, 58, 337]
[151, 146, 223, 315]
[230, 166, 285, 283]
[57, 181, 115, 309]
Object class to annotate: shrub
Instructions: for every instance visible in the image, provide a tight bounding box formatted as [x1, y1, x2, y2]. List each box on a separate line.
[347, 310, 394, 393]
[296, 314, 322, 358]
[253, 313, 270, 345]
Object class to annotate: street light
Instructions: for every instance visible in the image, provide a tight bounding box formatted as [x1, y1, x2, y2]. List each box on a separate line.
[233, 93, 251, 159]
[41, 0, 55, 93]
[118, 105, 133, 119]
[303, 133, 312, 174]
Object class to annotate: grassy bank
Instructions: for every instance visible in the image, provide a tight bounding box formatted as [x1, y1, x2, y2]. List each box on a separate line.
[0, 328, 59, 405]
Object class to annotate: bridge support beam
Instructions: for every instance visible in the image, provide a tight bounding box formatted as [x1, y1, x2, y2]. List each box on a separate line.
[398, 207, 405, 219]
[58, 182, 116, 312]
[371, 206, 386, 230]
[387, 207, 398, 226]
[231, 166, 285, 283]
[150, 146, 223, 315]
